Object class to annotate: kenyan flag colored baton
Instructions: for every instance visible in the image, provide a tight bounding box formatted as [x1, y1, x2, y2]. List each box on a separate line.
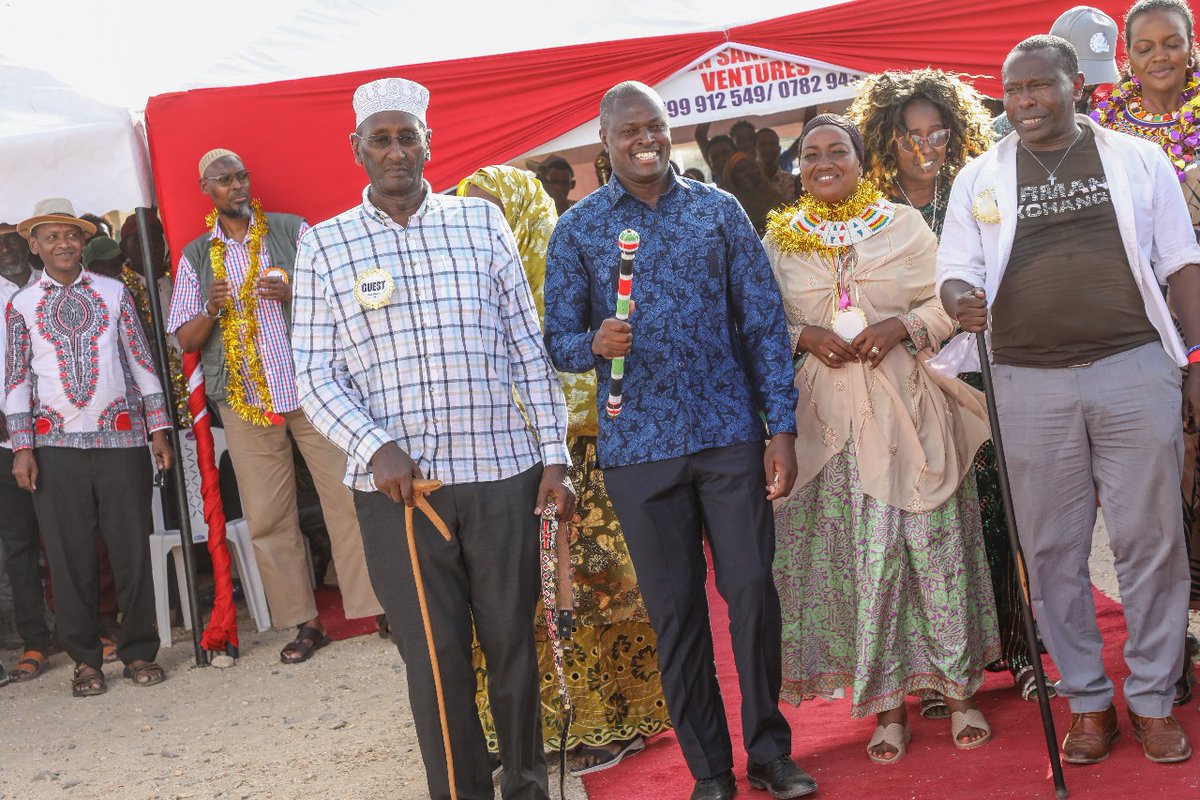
[606, 229, 640, 418]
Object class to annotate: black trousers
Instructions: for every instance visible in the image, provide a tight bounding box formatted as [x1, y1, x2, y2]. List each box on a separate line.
[354, 465, 547, 800]
[0, 447, 52, 652]
[604, 441, 791, 779]
[31, 447, 159, 670]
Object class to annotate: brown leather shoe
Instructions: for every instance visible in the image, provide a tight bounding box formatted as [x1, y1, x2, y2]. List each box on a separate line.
[1062, 706, 1118, 764]
[1127, 709, 1192, 764]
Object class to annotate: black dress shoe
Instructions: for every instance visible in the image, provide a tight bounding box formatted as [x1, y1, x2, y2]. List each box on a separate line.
[747, 755, 818, 799]
[692, 770, 737, 800]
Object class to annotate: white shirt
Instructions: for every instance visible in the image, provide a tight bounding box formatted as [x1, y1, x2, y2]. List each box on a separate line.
[935, 114, 1200, 370]
[0, 269, 40, 449]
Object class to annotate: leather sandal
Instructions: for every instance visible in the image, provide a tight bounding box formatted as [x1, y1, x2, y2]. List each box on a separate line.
[71, 663, 107, 698]
[569, 736, 646, 776]
[867, 722, 911, 764]
[920, 693, 950, 719]
[9, 650, 49, 682]
[123, 660, 166, 686]
[1014, 664, 1056, 703]
[280, 625, 332, 664]
[951, 708, 993, 750]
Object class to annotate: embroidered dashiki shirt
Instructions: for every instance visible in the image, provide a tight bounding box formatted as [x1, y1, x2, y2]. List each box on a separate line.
[5, 270, 171, 451]
[544, 170, 797, 469]
[0, 269, 40, 449]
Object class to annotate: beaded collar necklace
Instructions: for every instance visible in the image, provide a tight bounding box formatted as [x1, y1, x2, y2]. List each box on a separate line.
[1092, 70, 1200, 181]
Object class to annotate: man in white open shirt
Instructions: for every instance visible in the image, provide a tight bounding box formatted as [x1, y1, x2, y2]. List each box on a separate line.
[5, 200, 174, 698]
[937, 37, 1200, 765]
[0, 222, 53, 685]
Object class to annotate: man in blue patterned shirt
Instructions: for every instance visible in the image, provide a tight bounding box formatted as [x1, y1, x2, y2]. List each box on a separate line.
[292, 78, 574, 800]
[544, 82, 815, 800]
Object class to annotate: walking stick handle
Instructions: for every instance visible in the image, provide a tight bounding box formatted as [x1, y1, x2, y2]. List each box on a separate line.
[413, 478, 443, 494]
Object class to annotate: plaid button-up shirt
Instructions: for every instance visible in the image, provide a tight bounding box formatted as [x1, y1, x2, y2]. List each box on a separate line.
[291, 184, 569, 491]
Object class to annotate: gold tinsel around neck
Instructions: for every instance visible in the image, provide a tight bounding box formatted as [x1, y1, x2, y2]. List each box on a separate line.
[765, 180, 886, 255]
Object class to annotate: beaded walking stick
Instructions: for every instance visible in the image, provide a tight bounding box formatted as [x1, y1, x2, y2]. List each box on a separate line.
[540, 501, 574, 795]
[606, 230, 640, 418]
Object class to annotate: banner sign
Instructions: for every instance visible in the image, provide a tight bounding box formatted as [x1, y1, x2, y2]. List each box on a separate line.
[518, 44, 864, 162]
[657, 46, 864, 126]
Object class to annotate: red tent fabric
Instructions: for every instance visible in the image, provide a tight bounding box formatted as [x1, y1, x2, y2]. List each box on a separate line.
[145, 30, 722, 255]
[730, 0, 1129, 96]
[145, 0, 1132, 263]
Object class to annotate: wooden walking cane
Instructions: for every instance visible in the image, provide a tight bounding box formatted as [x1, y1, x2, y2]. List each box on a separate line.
[975, 331, 1069, 800]
[407, 478, 458, 800]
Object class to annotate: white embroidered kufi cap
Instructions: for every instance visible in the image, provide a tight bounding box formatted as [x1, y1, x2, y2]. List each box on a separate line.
[353, 78, 430, 128]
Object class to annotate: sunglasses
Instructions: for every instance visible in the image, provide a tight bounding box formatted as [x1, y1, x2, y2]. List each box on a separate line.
[896, 129, 951, 152]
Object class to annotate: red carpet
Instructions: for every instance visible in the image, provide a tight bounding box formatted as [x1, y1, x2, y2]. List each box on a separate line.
[313, 584, 377, 641]
[583, 567, 1200, 800]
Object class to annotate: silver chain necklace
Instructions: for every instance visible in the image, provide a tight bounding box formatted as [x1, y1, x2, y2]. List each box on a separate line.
[893, 173, 942, 236]
[1020, 125, 1082, 186]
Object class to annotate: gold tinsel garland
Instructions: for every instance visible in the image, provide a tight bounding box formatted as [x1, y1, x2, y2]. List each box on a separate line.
[121, 268, 192, 427]
[207, 200, 277, 426]
[764, 181, 886, 256]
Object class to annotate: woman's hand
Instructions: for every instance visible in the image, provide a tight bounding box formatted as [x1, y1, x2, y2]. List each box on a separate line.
[797, 325, 859, 369]
[851, 318, 909, 369]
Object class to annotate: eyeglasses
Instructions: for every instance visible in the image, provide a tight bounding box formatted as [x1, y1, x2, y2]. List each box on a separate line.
[355, 133, 424, 151]
[896, 129, 951, 152]
[205, 170, 251, 188]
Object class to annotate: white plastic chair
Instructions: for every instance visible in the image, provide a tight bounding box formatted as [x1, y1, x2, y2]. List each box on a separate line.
[150, 426, 272, 644]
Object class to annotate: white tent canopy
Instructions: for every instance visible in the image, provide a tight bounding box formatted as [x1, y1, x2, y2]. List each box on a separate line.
[0, 61, 152, 223]
[0, 0, 842, 110]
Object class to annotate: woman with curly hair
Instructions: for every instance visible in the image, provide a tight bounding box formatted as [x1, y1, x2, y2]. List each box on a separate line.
[848, 68, 992, 237]
[849, 70, 1056, 719]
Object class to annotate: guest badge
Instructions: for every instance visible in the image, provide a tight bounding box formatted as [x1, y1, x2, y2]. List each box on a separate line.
[262, 267, 289, 284]
[354, 268, 395, 310]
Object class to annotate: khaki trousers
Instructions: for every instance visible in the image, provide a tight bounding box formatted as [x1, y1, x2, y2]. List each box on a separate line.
[220, 404, 382, 627]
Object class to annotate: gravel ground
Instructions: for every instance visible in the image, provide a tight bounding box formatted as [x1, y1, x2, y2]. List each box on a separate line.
[0, 624, 587, 800]
[0, 513, 1194, 800]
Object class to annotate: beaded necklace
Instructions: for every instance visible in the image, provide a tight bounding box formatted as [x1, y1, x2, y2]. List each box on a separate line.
[765, 181, 894, 256]
[1092, 70, 1200, 181]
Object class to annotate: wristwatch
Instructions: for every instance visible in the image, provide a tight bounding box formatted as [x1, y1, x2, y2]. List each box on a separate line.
[201, 302, 225, 320]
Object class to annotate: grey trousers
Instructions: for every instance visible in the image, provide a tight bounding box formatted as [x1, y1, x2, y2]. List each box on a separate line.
[993, 342, 1189, 718]
[353, 465, 547, 800]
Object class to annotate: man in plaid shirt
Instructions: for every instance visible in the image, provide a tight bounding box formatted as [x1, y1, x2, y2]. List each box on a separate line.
[291, 77, 575, 800]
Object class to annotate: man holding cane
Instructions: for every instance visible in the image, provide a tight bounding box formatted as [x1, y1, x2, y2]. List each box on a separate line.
[545, 81, 815, 800]
[291, 77, 574, 800]
[938, 36, 1200, 765]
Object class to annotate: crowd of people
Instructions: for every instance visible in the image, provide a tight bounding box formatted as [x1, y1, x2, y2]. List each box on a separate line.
[3, 1, 1200, 799]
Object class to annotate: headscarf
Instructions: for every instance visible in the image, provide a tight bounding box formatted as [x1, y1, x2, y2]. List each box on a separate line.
[457, 165, 557, 318]
[801, 113, 866, 165]
[456, 165, 599, 438]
